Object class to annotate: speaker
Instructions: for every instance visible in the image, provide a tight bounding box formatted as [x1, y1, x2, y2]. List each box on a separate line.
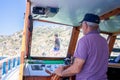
[32, 7, 46, 15]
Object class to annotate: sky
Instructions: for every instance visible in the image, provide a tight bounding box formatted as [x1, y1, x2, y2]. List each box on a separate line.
[0, 0, 63, 35]
[0, 0, 26, 35]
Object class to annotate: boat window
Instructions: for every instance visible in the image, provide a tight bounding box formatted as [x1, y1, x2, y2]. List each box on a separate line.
[30, 22, 72, 58]
[100, 15, 120, 33]
[109, 35, 120, 63]
[110, 35, 120, 57]
[100, 33, 108, 40]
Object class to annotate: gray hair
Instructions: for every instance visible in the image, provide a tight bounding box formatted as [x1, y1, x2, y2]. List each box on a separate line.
[86, 21, 99, 27]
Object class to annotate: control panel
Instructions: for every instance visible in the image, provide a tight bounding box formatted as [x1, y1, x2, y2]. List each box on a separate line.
[24, 60, 65, 76]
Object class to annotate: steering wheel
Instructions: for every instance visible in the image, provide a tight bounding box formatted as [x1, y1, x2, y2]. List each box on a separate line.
[51, 74, 75, 80]
[51, 74, 60, 80]
[45, 69, 60, 80]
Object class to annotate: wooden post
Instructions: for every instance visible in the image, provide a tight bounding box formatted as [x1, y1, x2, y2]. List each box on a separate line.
[27, 15, 33, 58]
[19, 0, 31, 80]
[67, 26, 81, 80]
[100, 8, 120, 20]
[67, 26, 81, 56]
[100, 8, 120, 56]
[107, 34, 117, 56]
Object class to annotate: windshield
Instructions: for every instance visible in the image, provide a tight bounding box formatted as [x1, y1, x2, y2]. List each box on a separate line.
[110, 35, 120, 57]
[30, 22, 72, 58]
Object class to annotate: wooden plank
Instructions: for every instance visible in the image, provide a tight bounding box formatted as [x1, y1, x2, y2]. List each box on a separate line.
[100, 8, 120, 20]
[100, 30, 120, 36]
[108, 63, 120, 68]
[19, 63, 25, 80]
[107, 35, 117, 56]
[27, 15, 33, 58]
[67, 26, 81, 56]
[34, 19, 72, 26]
[19, 0, 31, 80]
[113, 32, 120, 36]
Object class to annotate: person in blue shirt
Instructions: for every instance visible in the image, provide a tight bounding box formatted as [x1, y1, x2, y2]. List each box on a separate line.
[54, 33, 60, 51]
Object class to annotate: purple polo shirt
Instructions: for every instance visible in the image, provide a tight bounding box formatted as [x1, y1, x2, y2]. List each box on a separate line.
[74, 30, 109, 80]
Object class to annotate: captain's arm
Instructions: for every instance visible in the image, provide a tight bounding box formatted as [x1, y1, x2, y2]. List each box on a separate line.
[55, 57, 85, 77]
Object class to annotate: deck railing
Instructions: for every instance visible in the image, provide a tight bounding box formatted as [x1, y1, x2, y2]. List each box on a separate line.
[0, 56, 20, 79]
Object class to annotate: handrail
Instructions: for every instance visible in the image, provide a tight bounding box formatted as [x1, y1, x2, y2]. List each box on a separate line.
[0, 56, 20, 79]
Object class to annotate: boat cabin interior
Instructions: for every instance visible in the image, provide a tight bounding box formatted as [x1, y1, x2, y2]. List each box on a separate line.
[19, 0, 120, 80]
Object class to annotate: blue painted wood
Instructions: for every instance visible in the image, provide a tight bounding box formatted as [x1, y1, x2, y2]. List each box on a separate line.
[17, 57, 20, 65]
[1, 57, 20, 79]
[8, 60, 11, 71]
[13, 58, 16, 68]
[2, 62, 6, 75]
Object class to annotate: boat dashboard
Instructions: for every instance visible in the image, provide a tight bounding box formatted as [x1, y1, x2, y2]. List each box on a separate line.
[23, 59, 71, 80]
[108, 57, 120, 80]
[24, 60, 65, 76]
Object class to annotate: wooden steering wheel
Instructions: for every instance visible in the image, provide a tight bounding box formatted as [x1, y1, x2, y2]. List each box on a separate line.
[51, 74, 60, 80]
[51, 74, 75, 80]
[45, 69, 60, 80]
[45, 65, 71, 80]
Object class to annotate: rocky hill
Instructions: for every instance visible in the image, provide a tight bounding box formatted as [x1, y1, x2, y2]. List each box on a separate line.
[0, 31, 22, 57]
[0, 26, 73, 57]
[0, 26, 120, 57]
[30, 26, 72, 57]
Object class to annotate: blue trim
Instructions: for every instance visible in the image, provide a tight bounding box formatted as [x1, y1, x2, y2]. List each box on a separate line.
[2, 62, 6, 75]
[13, 58, 16, 68]
[8, 60, 11, 71]
[17, 57, 20, 65]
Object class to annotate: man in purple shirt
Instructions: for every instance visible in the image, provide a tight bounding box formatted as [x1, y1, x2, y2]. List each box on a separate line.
[55, 13, 109, 80]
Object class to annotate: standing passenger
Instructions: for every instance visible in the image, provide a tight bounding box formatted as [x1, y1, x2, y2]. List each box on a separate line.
[54, 33, 60, 51]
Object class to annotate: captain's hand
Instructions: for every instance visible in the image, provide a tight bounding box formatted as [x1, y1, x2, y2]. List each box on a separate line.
[54, 66, 64, 77]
